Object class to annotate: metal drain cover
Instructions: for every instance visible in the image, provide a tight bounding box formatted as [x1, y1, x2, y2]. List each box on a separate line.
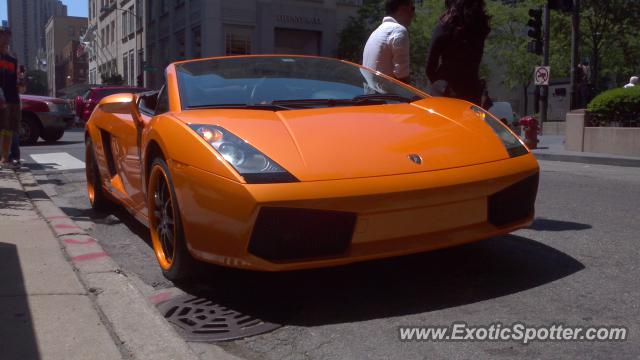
[157, 295, 282, 341]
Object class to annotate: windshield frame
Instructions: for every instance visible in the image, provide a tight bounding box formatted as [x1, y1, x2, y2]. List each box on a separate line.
[173, 55, 429, 111]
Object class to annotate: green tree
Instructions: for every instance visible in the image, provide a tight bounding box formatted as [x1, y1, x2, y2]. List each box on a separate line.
[484, 0, 544, 114]
[25, 70, 48, 96]
[337, 0, 384, 63]
[580, 0, 640, 90]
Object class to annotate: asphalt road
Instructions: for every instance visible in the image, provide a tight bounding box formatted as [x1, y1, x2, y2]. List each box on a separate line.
[20, 127, 86, 174]
[29, 134, 640, 359]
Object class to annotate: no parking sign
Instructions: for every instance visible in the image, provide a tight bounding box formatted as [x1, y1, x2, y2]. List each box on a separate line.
[535, 66, 551, 86]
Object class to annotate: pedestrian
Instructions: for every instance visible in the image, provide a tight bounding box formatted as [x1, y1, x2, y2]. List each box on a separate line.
[8, 66, 25, 167]
[425, 0, 491, 105]
[623, 76, 638, 89]
[362, 0, 416, 85]
[0, 27, 21, 168]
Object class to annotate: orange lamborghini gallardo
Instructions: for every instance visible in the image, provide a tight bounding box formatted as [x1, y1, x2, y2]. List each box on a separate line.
[85, 55, 539, 281]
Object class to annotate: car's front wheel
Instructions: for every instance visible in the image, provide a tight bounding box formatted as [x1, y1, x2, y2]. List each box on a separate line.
[148, 157, 194, 282]
[41, 128, 65, 143]
[20, 113, 41, 145]
[85, 138, 110, 211]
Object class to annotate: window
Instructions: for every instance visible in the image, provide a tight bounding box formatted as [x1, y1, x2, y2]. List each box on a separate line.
[160, 0, 169, 14]
[111, 20, 115, 44]
[224, 26, 252, 56]
[128, 6, 135, 35]
[176, 30, 185, 60]
[123, 53, 129, 84]
[129, 50, 135, 86]
[191, 26, 201, 58]
[122, 12, 128, 39]
[135, 0, 143, 30]
[102, 27, 106, 45]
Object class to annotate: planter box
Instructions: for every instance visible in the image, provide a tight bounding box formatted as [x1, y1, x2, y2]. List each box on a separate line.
[565, 111, 640, 157]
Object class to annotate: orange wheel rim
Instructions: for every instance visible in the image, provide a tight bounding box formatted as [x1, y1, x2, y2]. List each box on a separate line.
[149, 166, 177, 270]
[85, 146, 96, 205]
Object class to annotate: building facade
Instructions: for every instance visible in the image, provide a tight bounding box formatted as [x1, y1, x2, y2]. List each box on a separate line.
[60, 41, 89, 90]
[45, 16, 88, 96]
[144, 0, 361, 89]
[86, 0, 145, 87]
[7, 0, 68, 70]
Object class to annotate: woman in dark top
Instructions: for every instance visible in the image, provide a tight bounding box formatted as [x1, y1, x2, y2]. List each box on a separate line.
[425, 0, 490, 105]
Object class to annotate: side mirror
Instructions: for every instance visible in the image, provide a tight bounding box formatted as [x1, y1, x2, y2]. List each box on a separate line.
[100, 93, 138, 115]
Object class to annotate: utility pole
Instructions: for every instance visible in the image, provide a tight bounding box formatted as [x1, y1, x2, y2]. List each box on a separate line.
[540, 3, 551, 124]
[569, 0, 581, 109]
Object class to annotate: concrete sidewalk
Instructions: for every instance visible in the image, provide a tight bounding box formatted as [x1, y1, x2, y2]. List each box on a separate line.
[0, 168, 202, 360]
[532, 135, 640, 167]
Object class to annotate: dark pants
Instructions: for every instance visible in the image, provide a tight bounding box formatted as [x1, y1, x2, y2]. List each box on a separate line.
[9, 131, 19, 161]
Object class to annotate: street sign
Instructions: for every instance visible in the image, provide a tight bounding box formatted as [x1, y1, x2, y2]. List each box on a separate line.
[535, 66, 551, 86]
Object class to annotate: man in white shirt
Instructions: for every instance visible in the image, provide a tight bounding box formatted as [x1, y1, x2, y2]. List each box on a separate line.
[623, 76, 638, 89]
[362, 0, 415, 84]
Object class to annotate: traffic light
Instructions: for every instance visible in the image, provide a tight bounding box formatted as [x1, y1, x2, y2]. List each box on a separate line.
[527, 8, 543, 55]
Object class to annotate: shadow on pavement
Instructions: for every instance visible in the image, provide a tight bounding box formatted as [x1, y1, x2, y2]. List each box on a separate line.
[51, 193, 586, 328]
[58, 205, 151, 243]
[528, 218, 592, 231]
[0, 242, 41, 360]
[0, 171, 32, 214]
[180, 235, 585, 327]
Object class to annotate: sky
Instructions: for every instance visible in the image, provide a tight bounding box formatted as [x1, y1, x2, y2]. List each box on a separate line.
[1, 0, 88, 22]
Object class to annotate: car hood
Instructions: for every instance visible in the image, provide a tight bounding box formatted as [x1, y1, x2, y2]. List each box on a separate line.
[20, 94, 68, 104]
[175, 97, 513, 182]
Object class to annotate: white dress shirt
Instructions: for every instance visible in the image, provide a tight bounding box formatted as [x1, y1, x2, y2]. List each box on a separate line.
[362, 16, 411, 80]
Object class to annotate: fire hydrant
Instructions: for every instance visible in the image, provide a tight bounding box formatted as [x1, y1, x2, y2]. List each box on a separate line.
[518, 116, 539, 150]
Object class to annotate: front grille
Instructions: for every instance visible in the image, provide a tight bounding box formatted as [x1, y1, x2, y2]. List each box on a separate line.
[248, 207, 357, 262]
[488, 173, 539, 227]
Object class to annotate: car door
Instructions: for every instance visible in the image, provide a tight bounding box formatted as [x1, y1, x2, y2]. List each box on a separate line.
[99, 96, 147, 215]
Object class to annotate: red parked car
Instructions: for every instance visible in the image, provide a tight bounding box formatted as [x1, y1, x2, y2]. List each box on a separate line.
[75, 86, 148, 124]
[20, 94, 75, 145]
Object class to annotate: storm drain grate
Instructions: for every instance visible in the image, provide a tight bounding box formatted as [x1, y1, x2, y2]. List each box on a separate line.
[157, 295, 282, 341]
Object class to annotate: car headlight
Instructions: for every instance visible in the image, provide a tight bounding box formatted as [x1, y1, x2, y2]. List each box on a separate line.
[45, 101, 62, 113]
[189, 124, 298, 183]
[471, 106, 529, 158]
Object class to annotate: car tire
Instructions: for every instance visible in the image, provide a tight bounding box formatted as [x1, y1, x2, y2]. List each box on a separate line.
[41, 128, 65, 143]
[85, 138, 111, 211]
[148, 157, 195, 282]
[20, 113, 42, 145]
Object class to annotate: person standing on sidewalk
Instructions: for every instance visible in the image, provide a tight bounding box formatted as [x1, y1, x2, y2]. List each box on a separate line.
[0, 27, 21, 168]
[362, 0, 416, 85]
[8, 65, 25, 167]
[425, 0, 491, 105]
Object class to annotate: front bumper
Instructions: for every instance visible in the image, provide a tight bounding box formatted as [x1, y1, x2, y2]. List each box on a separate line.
[37, 111, 76, 129]
[171, 153, 540, 271]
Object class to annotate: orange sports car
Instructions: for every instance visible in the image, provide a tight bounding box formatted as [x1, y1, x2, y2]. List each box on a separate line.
[85, 55, 539, 281]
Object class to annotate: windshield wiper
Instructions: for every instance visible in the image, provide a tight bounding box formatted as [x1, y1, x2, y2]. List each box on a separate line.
[186, 103, 292, 111]
[270, 94, 420, 109]
[351, 94, 420, 103]
[270, 99, 355, 107]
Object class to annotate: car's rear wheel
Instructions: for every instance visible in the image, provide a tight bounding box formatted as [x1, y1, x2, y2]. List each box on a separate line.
[41, 128, 65, 143]
[148, 157, 194, 282]
[85, 138, 110, 211]
[20, 113, 41, 145]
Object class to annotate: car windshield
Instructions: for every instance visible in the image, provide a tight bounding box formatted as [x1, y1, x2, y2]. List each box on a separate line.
[175, 57, 425, 110]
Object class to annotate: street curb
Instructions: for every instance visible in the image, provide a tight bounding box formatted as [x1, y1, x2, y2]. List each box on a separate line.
[15, 169, 202, 360]
[533, 152, 640, 168]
